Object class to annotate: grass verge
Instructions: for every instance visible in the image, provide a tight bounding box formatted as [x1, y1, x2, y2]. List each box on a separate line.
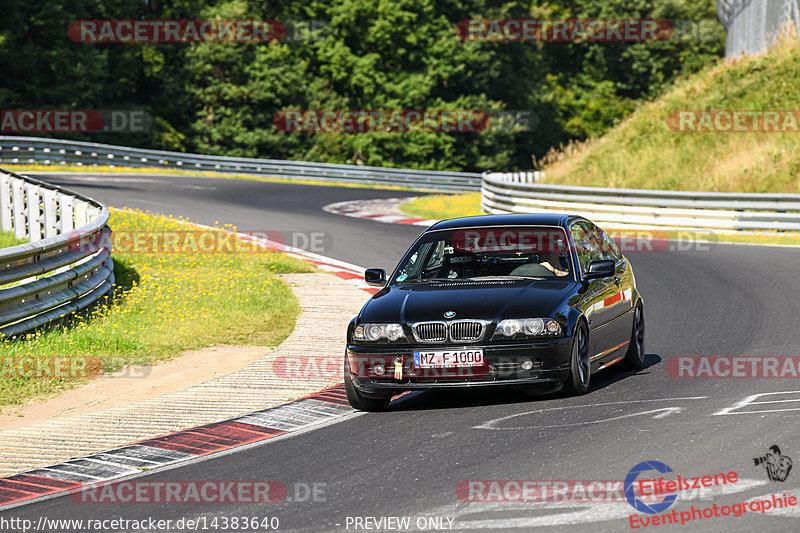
[0, 208, 315, 407]
[399, 193, 482, 220]
[0, 231, 27, 249]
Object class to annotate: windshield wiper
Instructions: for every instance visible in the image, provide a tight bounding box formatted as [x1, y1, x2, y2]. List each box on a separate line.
[466, 275, 545, 280]
[396, 277, 457, 284]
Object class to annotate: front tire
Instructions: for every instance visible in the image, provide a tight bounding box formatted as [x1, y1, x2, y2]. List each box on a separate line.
[565, 321, 590, 395]
[623, 302, 645, 370]
[344, 354, 391, 412]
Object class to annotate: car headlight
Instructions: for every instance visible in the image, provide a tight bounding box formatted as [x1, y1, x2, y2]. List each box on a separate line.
[496, 318, 561, 337]
[354, 323, 406, 342]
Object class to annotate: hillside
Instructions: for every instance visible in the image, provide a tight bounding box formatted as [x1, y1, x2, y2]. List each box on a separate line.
[540, 32, 800, 193]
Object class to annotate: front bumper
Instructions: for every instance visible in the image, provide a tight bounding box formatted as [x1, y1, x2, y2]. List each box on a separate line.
[347, 337, 572, 396]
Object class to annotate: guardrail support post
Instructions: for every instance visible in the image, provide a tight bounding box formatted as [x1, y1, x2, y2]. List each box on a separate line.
[11, 178, 27, 240]
[0, 175, 11, 232]
[26, 184, 43, 242]
[43, 189, 59, 239]
[74, 200, 88, 228]
[60, 196, 74, 232]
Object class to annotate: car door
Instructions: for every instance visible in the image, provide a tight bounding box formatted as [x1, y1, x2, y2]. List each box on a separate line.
[594, 224, 636, 349]
[570, 221, 614, 358]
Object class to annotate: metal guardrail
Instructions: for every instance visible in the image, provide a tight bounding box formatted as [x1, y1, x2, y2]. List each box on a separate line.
[482, 172, 800, 232]
[6, 136, 795, 233]
[0, 136, 482, 192]
[0, 168, 114, 337]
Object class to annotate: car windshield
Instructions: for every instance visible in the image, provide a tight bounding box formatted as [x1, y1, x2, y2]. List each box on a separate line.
[392, 226, 573, 284]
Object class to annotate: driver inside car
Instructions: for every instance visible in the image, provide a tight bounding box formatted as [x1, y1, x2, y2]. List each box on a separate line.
[508, 251, 569, 277]
[538, 251, 569, 276]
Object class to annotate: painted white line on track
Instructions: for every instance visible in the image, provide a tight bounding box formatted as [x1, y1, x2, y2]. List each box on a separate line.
[475, 397, 708, 430]
[713, 391, 800, 415]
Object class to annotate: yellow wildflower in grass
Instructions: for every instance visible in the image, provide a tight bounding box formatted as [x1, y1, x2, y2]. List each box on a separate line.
[0, 208, 315, 407]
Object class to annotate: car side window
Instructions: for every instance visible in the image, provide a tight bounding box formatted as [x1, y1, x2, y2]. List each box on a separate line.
[570, 222, 591, 274]
[593, 225, 623, 263]
[424, 241, 445, 271]
[571, 221, 607, 276]
[398, 242, 431, 279]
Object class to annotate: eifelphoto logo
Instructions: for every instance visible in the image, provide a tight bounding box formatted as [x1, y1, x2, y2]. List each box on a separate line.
[0, 110, 151, 133]
[753, 445, 793, 482]
[625, 461, 678, 514]
[68, 20, 328, 43]
[625, 461, 740, 518]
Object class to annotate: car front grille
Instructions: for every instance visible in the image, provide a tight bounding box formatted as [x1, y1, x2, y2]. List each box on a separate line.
[450, 321, 485, 342]
[413, 322, 447, 343]
[412, 320, 486, 343]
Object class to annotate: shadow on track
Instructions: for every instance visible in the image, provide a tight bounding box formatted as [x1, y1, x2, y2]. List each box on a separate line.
[388, 353, 661, 412]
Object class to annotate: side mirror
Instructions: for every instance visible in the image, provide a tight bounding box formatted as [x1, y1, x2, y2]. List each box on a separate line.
[585, 260, 615, 280]
[364, 268, 387, 287]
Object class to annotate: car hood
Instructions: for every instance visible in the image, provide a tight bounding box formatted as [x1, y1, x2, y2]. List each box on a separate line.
[360, 279, 577, 324]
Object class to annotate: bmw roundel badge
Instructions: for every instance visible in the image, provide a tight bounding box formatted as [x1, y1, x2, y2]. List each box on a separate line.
[444, 311, 456, 318]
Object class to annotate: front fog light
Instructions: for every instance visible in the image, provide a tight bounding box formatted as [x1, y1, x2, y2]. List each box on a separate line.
[521, 359, 533, 371]
[373, 364, 385, 375]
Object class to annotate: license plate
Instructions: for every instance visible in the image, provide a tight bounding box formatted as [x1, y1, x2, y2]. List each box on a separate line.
[413, 349, 484, 368]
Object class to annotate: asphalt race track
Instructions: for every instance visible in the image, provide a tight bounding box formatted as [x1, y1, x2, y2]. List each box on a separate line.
[5, 172, 800, 532]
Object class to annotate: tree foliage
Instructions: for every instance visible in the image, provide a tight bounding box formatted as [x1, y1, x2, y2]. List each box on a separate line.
[0, 0, 723, 170]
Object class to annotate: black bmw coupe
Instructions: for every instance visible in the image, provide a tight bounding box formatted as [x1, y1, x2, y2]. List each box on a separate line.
[345, 214, 644, 411]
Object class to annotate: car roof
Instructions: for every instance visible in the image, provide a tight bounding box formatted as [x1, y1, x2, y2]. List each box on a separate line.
[427, 213, 579, 231]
